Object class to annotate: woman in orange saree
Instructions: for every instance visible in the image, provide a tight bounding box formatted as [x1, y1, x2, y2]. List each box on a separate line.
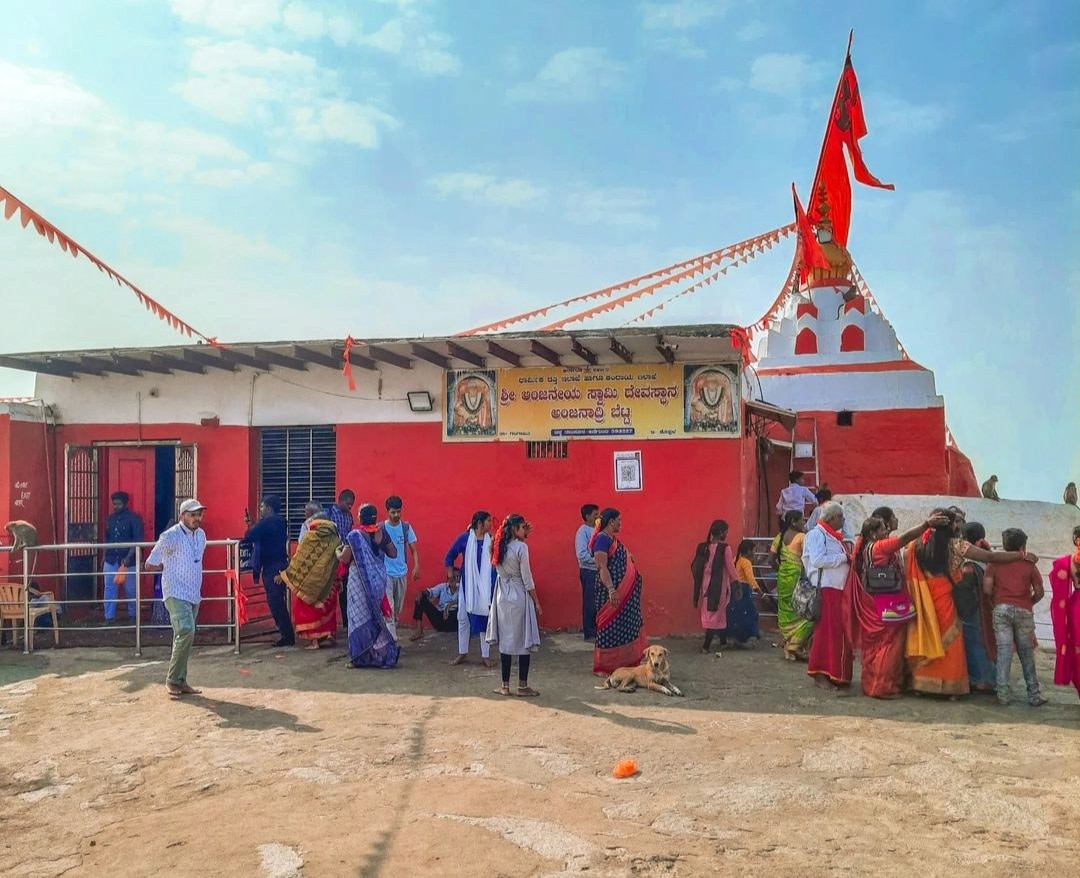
[905, 508, 1033, 696]
[846, 512, 944, 698]
[592, 508, 647, 675]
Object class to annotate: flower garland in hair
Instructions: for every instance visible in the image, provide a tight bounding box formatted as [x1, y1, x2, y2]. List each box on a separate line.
[587, 513, 607, 553]
[490, 517, 507, 566]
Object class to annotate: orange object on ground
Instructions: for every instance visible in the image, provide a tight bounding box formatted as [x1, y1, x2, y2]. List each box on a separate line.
[612, 759, 639, 779]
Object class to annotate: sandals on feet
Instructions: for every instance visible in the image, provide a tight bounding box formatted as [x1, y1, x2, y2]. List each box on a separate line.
[516, 686, 540, 697]
[493, 685, 512, 696]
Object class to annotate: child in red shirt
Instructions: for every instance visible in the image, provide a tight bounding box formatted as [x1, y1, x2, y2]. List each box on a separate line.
[985, 527, 1046, 706]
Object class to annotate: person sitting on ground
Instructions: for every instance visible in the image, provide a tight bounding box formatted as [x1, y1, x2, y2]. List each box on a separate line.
[985, 528, 1047, 706]
[410, 569, 460, 641]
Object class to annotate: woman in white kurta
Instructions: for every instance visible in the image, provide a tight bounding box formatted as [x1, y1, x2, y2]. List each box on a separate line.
[487, 514, 542, 697]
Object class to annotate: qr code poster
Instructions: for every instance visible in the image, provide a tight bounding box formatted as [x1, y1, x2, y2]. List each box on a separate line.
[613, 451, 643, 492]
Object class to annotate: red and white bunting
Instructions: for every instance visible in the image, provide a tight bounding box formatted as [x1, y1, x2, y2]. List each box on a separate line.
[0, 186, 219, 346]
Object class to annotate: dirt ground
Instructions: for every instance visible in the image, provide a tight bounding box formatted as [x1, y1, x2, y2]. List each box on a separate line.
[2, 631, 1077, 878]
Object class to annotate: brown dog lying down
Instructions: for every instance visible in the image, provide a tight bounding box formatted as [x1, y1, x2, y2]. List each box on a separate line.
[595, 644, 684, 697]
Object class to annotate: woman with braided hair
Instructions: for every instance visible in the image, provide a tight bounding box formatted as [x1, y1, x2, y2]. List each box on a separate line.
[487, 514, 542, 697]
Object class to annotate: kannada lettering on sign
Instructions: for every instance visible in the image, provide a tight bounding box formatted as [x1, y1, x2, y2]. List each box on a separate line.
[443, 363, 740, 441]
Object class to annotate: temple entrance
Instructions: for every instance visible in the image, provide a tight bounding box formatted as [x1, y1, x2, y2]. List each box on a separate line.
[63, 442, 196, 606]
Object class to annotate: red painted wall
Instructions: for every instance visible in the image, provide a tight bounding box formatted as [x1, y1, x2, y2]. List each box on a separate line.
[335, 423, 751, 635]
[0, 414, 10, 577]
[947, 445, 981, 498]
[12, 418, 764, 635]
[800, 407, 950, 496]
[1, 415, 60, 580]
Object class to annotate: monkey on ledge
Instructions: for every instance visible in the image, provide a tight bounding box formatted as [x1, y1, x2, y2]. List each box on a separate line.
[981, 475, 1000, 501]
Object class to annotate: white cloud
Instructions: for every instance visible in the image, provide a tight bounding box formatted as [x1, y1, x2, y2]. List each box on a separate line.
[282, 2, 355, 45]
[565, 186, 655, 228]
[748, 53, 829, 96]
[510, 48, 626, 103]
[174, 39, 398, 147]
[168, 0, 460, 76]
[870, 95, 950, 138]
[0, 61, 265, 204]
[428, 173, 547, 207]
[168, 0, 283, 33]
[735, 20, 768, 42]
[641, 0, 727, 30]
[0, 61, 108, 132]
[291, 100, 399, 148]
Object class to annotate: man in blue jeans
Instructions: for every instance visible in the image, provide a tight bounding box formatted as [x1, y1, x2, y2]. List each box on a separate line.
[575, 504, 599, 641]
[103, 491, 144, 620]
[244, 495, 294, 647]
[146, 499, 207, 698]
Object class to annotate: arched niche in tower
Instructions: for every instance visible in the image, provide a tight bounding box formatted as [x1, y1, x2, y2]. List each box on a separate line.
[795, 327, 818, 355]
[840, 324, 865, 352]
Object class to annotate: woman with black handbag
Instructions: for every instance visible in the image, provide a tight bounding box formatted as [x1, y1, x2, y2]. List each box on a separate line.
[846, 511, 949, 698]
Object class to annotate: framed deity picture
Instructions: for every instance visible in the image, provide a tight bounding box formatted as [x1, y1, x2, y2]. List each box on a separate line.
[613, 450, 643, 492]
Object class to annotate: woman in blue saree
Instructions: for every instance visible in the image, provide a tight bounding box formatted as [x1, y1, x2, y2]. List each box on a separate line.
[337, 503, 400, 669]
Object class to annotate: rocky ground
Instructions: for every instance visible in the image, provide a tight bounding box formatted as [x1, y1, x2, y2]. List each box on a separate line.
[1, 632, 1077, 877]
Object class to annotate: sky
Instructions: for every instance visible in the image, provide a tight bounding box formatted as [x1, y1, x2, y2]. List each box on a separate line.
[0, 0, 1076, 501]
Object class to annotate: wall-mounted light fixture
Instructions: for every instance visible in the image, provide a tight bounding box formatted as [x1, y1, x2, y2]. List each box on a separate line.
[407, 391, 434, 413]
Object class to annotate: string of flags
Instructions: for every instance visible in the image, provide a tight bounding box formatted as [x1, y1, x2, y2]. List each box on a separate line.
[620, 226, 795, 328]
[539, 224, 795, 332]
[0, 185, 220, 346]
[456, 225, 793, 337]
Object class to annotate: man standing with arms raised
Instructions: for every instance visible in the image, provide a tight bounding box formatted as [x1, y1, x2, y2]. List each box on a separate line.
[145, 499, 207, 699]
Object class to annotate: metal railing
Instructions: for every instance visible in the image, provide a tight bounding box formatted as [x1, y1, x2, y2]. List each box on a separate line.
[1, 539, 242, 656]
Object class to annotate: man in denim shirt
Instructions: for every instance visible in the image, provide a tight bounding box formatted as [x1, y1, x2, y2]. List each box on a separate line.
[103, 491, 144, 621]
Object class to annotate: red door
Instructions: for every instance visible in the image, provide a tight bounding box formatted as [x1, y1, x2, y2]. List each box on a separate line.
[106, 448, 156, 607]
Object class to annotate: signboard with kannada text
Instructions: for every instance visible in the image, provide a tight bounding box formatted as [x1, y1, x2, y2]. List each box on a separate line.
[443, 363, 739, 441]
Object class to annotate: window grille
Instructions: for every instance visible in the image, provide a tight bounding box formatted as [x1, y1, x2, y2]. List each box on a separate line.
[173, 445, 197, 522]
[525, 440, 568, 460]
[65, 445, 99, 555]
[260, 426, 337, 538]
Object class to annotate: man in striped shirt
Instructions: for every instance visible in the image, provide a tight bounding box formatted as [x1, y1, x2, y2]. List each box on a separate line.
[146, 499, 207, 699]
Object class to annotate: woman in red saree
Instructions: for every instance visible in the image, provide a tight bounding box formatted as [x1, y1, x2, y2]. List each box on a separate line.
[278, 517, 341, 649]
[1049, 527, 1080, 699]
[592, 508, 647, 675]
[905, 508, 1034, 697]
[846, 511, 946, 698]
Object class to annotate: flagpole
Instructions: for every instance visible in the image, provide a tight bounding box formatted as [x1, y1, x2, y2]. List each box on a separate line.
[807, 30, 853, 213]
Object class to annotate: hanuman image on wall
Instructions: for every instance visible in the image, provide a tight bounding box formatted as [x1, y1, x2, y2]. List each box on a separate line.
[446, 370, 497, 438]
[683, 365, 739, 435]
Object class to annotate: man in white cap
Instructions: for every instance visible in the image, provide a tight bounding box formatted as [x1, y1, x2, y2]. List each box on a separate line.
[145, 499, 208, 698]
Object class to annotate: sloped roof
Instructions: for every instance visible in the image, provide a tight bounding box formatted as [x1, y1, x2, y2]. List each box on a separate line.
[0, 324, 743, 379]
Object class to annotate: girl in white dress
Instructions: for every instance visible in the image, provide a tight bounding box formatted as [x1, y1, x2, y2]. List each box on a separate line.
[487, 514, 543, 696]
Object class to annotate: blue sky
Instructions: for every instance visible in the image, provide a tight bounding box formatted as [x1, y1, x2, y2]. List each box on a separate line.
[0, 0, 1076, 501]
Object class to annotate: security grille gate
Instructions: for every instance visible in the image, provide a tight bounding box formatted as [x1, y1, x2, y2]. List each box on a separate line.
[259, 427, 337, 539]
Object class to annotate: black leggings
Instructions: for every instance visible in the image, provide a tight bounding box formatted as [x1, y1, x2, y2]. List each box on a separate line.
[501, 653, 531, 685]
[703, 628, 727, 650]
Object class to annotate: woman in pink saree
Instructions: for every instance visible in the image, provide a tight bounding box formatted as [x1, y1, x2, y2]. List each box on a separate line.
[1049, 526, 1080, 699]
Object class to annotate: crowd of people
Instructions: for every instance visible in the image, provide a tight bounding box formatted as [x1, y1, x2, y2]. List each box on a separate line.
[140, 476, 1080, 708]
[768, 473, 1080, 707]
